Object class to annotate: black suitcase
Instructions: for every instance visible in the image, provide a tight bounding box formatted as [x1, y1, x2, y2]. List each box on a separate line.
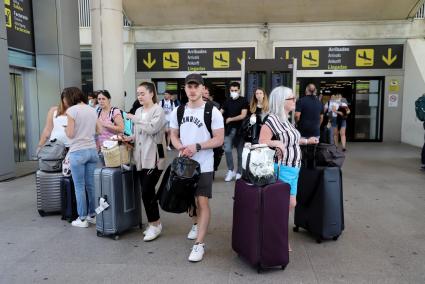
[61, 176, 78, 222]
[294, 166, 344, 243]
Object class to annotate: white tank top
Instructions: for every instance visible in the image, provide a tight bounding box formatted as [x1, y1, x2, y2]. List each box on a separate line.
[51, 110, 69, 146]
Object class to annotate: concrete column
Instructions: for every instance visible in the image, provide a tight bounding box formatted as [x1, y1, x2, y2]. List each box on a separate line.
[91, 0, 125, 108]
[32, 0, 81, 142]
[0, 0, 16, 180]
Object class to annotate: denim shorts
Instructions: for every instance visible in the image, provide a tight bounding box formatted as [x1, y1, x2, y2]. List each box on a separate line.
[274, 163, 300, 196]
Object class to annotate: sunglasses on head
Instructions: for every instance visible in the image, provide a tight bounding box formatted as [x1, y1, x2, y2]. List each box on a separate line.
[285, 97, 296, 101]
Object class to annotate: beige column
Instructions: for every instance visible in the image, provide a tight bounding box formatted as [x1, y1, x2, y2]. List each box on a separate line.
[91, 0, 124, 108]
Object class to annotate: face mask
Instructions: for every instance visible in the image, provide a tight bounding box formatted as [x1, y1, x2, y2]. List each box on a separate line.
[230, 92, 239, 99]
[89, 100, 94, 107]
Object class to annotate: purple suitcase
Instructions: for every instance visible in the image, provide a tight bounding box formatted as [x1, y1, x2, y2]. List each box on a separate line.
[232, 179, 290, 272]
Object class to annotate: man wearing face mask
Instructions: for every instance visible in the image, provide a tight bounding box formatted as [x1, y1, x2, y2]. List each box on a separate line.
[88, 92, 99, 111]
[295, 83, 324, 140]
[220, 82, 248, 182]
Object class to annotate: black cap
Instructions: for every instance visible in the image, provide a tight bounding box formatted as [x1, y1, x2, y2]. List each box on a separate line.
[185, 73, 204, 85]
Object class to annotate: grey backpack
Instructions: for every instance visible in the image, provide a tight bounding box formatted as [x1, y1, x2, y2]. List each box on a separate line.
[37, 139, 67, 172]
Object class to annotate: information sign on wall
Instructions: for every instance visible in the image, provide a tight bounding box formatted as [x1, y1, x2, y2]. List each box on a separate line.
[275, 44, 403, 70]
[4, 0, 35, 54]
[137, 47, 255, 72]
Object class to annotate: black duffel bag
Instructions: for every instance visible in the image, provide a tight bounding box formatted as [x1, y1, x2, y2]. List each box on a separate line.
[157, 157, 201, 214]
[301, 143, 345, 168]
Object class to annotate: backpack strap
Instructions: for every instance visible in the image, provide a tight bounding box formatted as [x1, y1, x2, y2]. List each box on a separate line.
[177, 104, 185, 128]
[204, 101, 213, 138]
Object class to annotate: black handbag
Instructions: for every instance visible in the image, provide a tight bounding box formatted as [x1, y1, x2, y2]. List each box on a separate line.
[157, 157, 201, 214]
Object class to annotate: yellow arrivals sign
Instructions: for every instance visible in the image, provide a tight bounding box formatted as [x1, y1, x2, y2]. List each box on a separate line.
[213, 51, 230, 68]
[301, 50, 319, 68]
[163, 52, 179, 69]
[356, 49, 374, 67]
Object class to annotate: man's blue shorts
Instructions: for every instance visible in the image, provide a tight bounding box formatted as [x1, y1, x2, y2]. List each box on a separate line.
[274, 163, 300, 196]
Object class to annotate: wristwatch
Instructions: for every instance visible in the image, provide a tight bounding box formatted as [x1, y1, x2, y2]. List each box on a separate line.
[196, 143, 202, 152]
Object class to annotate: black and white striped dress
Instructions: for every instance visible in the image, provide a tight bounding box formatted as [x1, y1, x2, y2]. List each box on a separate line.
[264, 114, 302, 168]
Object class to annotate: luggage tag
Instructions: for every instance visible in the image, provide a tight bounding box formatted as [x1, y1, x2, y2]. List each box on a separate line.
[95, 197, 110, 214]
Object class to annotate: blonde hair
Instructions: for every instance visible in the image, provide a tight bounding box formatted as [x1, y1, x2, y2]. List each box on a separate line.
[56, 92, 67, 117]
[268, 86, 293, 122]
[250, 88, 269, 114]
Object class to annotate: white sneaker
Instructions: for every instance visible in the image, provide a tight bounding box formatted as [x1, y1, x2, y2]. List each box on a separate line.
[143, 225, 150, 236]
[224, 170, 236, 182]
[71, 218, 88, 228]
[86, 216, 96, 225]
[187, 224, 198, 240]
[188, 243, 205, 262]
[167, 146, 172, 151]
[143, 223, 162, 241]
[235, 173, 242, 180]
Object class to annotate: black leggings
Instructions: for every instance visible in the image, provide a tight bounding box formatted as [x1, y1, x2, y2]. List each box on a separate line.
[138, 168, 163, 223]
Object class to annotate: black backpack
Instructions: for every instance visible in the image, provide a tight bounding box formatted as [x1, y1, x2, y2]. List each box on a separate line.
[415, 95, 425, 122]
[177, 101, 224, 171]
[157, 157, 201, 214]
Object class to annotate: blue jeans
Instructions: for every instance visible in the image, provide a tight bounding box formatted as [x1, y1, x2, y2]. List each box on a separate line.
[224, 128, 244, 173]
[69, 148, 98, 219]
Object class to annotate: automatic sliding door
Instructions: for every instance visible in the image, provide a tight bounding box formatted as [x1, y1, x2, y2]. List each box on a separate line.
[353, 79, 382, 141]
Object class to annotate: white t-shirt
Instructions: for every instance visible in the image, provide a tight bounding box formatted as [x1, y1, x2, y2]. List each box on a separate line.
[169, 103, 224, 173]
[161, 99, 174, 121]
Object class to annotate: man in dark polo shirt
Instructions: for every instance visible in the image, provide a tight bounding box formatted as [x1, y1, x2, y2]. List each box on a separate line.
[221, 82, 248, 182]
[295, 83, 324, 138]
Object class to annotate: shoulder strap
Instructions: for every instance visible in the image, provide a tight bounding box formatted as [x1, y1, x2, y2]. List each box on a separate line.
[177, 104, 185, 128]
[96, 107, 102, 118]
[204, 101, 213, 138]
[109, 107, 118, 123]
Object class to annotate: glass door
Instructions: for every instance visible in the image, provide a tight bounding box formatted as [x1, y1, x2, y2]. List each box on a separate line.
[353, 79, 383, 141]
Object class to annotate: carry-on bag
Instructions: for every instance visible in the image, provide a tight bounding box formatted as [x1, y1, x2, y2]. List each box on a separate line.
[37, 139, 67, 172]
[60, 176, 78, 222]
[94, 165, 142, 240]
[157, 157, 201, 214]
[232, 179, 290, 272]
[241, 143, 276, 187]
[36, 170, 63, 216]
[294, 145, 344, 243]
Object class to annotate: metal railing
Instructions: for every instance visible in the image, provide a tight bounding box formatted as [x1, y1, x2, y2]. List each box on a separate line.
[78, 0, 132, 28]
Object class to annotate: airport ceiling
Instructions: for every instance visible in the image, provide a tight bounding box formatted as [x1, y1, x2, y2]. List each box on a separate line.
[123, 0, 423, 26]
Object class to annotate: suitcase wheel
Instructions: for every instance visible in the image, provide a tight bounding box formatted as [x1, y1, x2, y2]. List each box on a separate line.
[257, 265, 262, 274]
[96, 231, 103, 237]
[315, 237, 322, 244]
[38, 210, 46, 217]
[293, 226, 299, 233]
[139, 223, 143, 229]
[113, 235, 120, 241]
[281, 264, 287, 270]
[332, 235, 339, 241]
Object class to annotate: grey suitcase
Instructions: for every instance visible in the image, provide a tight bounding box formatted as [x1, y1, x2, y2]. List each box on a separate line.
[36, 170, 63, 216]
[94, 166, 142, 240]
